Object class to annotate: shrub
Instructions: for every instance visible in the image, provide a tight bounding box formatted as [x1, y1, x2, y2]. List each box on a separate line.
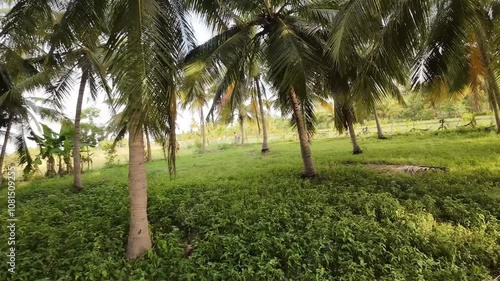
[217, 143, 236, 151]
[103, 143, 118, 167]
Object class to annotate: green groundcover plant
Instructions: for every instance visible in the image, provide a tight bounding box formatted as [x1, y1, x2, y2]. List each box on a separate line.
[0, 131, 498, 280]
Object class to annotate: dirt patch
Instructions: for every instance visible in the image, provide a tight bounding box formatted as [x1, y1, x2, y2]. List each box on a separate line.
[345, 163, 448, 174]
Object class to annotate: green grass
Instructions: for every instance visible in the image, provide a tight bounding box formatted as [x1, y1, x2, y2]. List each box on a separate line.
[1, 130, 499, 280]
[6, 117, 495, 176]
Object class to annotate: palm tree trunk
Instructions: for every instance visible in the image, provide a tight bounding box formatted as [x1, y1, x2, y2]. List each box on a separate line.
[239, 117, 245, 145]
[489, 87, 500, 134]
[200, 107, 206, 153]
[0, 117, 13, 182]
[485, 68, 500, 134]
[255, 78, 269, 154]
[73, 70, 88, 192]
[145, 127, 152, 162]
[126, 113, 152, 260]
[347, 113, 363, 154]
[167, 93, 177, 176]
[477, 31, 500, 134]
[86, 150, 91, 171]
[374, 109, 387, 139]
[290, 90, 316, 177]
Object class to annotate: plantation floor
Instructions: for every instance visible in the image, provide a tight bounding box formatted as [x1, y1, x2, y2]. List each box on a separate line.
[1, 130, 500, 280]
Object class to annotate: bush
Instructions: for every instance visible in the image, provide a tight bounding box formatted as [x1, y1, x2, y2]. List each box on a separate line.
[217, 143, 236, 151]
[103, 143, 118, 167]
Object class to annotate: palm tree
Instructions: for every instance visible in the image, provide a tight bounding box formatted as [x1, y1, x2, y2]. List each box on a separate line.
[184, 24, 272, 154]
[372, 88, 407, 140]
[2, 0, 192, 260]
[221, 98, 258, 146]
[249, 60, 271, 154]
[254, 75, 270, 154]
[105, 1, 191, 260]
[328, 78, 364, 154]
[1, 0, 111, 190]
[322, 0, 423, 153]
[105, 0, 190, 260]
[181, 83, 209, 153]
[70, 48, 110, 191]
[373, 106, 387, 139]
[412, 0, 500, 133]
[48, 47, 111, 191]
[327, 0, 500, 134]
[185, 1, 339, 177]
[0, 49, 63, 181]
[317, 49, 403, 154]
[0, 65, 14, 181]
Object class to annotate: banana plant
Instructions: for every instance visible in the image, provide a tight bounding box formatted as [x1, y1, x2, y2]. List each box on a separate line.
[28, 121, 79, 177]
[29, 124, 66, 178]
[59, 120, 75, 175]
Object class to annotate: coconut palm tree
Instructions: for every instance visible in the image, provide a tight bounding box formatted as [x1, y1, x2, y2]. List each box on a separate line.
[181, 83, 209, 153]
[72, 49, 109, 190]
[373, 106, 387, 139]
[328, 0, 500, 134]
[248, 59, 271, 154]
[1, 0, 112, 190]
[316, 42, 404, 154]
[0, 49, 64, 181]
[219, 95, 258, 146]
[184, 21, 273, 154]
[2, 0, 192, 260]
[185, 0, 339, 177]
[44, 46, 111, 191]
[254, 75, 270, 154]
[412, 0, 500, 133]
[103, 0, 191, 260]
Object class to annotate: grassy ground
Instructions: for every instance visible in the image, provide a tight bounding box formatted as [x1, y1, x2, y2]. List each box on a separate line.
[0, 129, 499, 280]
[5, 116, 495, 176]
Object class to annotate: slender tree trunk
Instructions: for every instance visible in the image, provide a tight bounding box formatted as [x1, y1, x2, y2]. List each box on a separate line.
[87, 150, 91, 171]
[58, 155, 64, 176]
[239, 117, 245, 145]
[347, 113, 363, 154]
[374, 109, 387, 139]
[301, 103, 312, 143]
[485, 68, 500, 134]
[200, 107, 206, 153]
[255, 79, 269, 154]
[167, 93, 177, 176]
[489, 86, 500, 134]
[477, 31, 500, 134]
[126, 113, 152, 260]
[73, 70, 88, 192]
[145, 127, 152, 162]
[290, 90, 317, 177]
[0, 117, 12, 182]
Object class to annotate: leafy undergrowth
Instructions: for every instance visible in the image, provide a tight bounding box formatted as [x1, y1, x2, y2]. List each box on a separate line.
[0, 132, 499, 280]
